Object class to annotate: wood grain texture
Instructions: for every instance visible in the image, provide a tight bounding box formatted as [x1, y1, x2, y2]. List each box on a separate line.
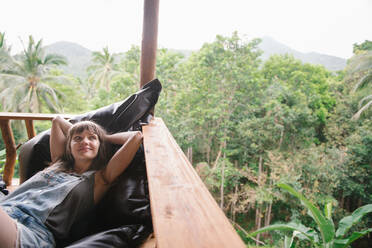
[0, 120, 17, 186]
[0, 112, 74, 120]
[0, 113, 73, 184]
[24, 120, 36, 139]
[140, 0, 159, 88]
[143, 118, 245, 248]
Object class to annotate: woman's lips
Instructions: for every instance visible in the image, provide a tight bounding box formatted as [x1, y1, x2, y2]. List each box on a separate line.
[79, 147, 92, 152]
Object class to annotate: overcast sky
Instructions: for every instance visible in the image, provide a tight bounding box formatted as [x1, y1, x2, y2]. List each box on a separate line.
[1, 0, 371, 59]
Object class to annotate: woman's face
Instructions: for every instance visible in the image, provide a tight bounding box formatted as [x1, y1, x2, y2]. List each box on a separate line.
[70, 129, 100, 164]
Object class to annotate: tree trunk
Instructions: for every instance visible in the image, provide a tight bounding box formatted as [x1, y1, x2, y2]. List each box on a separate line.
[187, 147, 193, 164]
[265, 203, 272, 227]
[258, 155, 263, 186]
[219, 160, 225, 209]
[263, 202, 272, 239]
[206, 143, 211, 165]
[255, 206, 262, 246]
[255, 155, 263, 245]
[213, 146, 222, 169]
[220, 141, 226, 209]
[278, 127, 284, 149]
[231, 184, 238, 223]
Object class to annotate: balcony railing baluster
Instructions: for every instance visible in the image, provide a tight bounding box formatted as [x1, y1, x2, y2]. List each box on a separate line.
[0, 113, 73, 186]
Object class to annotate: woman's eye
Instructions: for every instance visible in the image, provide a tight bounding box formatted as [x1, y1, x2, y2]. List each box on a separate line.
[73, 136, 82, 142]
[89, 135, 97, 140]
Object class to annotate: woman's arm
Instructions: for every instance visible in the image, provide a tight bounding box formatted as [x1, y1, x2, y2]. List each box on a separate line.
[102, 131, 143, 183]
[95, 131, 143, 202]
[50, 116, 72, 163]
[104, 131, 140, 145]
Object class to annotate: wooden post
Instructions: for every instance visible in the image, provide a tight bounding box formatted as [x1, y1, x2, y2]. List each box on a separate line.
[140, 0, 159, 88]
[25, 120, 36, 139]
[0, 120, 17, 186]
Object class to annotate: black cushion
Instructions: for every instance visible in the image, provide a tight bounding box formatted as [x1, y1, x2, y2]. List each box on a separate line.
[65, 224, 152, 248]
[17, 78, 162, 247]
[19, 78, 162, 181]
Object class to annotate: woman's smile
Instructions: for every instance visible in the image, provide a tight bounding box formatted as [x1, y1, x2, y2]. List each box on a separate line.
[71, 130, 100, 163]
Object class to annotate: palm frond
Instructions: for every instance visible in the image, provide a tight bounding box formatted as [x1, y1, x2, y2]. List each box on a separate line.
[358, 95, 372, 109]
[352, 71, 372, 92]
[346, 51, 372, 74]
[41, 75, 72, 85]
[0, 32, 4, 48]
[352, 100, 372, 120]
[43, 53, 67, 66]
[0, 72, 27, 82]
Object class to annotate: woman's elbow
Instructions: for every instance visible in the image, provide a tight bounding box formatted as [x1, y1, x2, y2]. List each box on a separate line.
[134, 131, 143, 141]
[129, 131, 143, 145]
[52, 116, 63, 125]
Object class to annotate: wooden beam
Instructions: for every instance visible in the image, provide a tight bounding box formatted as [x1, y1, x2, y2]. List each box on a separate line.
[143, 118, 246, 248]
[0, 112, 74, 121]
[0, 120, 17, 186]
[140, 0, 159, 88]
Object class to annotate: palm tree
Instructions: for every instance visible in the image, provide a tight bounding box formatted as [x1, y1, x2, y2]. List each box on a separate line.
[347, 50, 372, 120]
[87, 47, 120, 92]
[0, 35, 69, 113]
[0, 32, 12, 72]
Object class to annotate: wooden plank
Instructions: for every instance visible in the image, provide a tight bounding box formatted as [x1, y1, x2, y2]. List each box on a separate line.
[143, 118, 245, 248]
[0, 112, 74, 120]
[0, 120, 17, 186]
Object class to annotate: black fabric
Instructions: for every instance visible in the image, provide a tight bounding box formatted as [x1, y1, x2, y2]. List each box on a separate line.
[95, 145, 151, 230]
[0, 175, 8, 197]
[17, 78, 162, 247]
[65, 224, 152, 248]
[19, 78, 162, 182]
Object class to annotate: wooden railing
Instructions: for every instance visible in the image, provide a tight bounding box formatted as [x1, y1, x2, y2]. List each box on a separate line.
[143, 118, 246, 247]
[0, 114, 246, 246]
[0, 112, 74, 186]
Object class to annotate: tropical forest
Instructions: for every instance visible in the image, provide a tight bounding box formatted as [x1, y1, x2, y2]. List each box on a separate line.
[0, 31, 371, 247]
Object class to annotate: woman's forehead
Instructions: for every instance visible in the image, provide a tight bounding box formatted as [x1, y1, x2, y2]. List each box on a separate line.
[72, 129, 98, 136]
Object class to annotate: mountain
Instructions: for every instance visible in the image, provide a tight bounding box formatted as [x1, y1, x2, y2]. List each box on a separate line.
[259, 37, 346, 71]
[44, 41, 92, 78]
[44, 38, 347, 79]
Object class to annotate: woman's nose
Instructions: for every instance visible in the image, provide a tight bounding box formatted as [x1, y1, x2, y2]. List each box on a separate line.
[81, 137, 89, 144]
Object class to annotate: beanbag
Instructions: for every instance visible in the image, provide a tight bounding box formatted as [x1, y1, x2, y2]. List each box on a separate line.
[19, 78, 162, 181]
[18, 78, 162, 247]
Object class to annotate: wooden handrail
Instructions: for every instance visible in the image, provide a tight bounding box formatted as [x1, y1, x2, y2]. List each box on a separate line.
[0, 112, 75, 120]
[0, 112, 73, 186]
[143, 118, 245, 247]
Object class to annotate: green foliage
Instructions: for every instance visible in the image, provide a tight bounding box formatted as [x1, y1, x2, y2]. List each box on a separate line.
[353, 40, 372, 54]
[1, 31, 372, 247]
[0, 149, 6, 174]
[0, 32, 12, 73]
[87, 47, 122, 92]
[0, 35, 70, 113]
[261, 54, 336, 141]
[345, 50, 372, 120]
[163, 32, 263, 164]
[248, 184, 372, 248]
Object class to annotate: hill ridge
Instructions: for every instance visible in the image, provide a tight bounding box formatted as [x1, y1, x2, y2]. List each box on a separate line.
[44, 38, 347, 78]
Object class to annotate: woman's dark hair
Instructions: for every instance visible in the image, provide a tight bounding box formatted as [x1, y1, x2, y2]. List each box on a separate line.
[50, 121, 111, 173]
